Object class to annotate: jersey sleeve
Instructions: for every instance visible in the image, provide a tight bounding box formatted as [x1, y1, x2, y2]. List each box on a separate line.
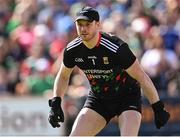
[63, 48, 75, 68]
[116, 43, 136, 69]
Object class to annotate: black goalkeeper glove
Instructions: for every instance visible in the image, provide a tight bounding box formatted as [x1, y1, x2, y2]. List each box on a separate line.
[48, 97, 64, 128]
[152, 100, 170, 129]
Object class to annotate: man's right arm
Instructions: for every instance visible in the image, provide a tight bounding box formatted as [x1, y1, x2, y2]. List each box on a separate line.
[48, 62, 74, 128]
[53, 62, 74, 98]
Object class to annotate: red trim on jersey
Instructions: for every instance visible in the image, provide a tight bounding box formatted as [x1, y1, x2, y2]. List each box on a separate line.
[96, 32, 101, 47]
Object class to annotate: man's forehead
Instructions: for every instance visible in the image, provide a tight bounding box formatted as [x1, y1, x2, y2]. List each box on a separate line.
[76, 19, 93, 24]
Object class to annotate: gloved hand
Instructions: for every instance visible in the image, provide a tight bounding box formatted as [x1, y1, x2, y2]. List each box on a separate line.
[48, 97, 64, 128]
[152, 100, 170, 129]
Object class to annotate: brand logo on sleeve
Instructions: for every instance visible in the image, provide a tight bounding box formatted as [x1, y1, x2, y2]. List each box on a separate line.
[129, 106, 137, 109]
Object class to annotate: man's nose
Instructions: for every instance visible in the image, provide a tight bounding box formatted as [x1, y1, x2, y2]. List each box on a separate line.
[81, 26, 86, 31]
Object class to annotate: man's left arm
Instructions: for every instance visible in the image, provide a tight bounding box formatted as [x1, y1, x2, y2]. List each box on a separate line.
[126, 59, 159, 104]
[126, 59, 170, 129]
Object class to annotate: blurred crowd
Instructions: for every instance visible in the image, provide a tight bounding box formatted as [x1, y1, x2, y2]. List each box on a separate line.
[0, 0, 179, 99]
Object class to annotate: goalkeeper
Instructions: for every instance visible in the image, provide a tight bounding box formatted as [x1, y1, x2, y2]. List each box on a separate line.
[48, 6, 170, 136]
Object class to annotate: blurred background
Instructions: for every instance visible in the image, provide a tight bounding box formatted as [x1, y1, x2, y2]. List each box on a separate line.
[0, 0, 179, 136]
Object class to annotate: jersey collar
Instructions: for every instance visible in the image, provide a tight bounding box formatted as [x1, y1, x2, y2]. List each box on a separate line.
[96, 32, 101, 47]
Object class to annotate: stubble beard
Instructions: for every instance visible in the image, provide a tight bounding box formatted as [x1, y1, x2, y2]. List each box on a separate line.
[81, 31, 97, 42]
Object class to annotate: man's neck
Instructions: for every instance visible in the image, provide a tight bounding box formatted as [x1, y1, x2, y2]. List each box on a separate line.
[83, 32, 100, 49]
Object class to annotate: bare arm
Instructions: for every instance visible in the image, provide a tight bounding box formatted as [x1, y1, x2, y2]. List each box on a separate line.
[126, 59, 159, 104]
[53, 62, 74, 98]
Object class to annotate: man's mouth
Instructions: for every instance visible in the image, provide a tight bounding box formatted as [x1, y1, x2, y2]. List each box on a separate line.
[81, 33, 88, 36]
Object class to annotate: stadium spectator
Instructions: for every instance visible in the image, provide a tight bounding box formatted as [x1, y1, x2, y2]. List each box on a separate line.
[141, 26, 179, 94]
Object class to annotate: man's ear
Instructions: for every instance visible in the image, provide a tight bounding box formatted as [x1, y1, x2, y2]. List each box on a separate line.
[96, 21, 101, 28]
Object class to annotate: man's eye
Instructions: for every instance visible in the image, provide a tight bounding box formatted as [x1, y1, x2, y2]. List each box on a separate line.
[77, 24, 82, 27]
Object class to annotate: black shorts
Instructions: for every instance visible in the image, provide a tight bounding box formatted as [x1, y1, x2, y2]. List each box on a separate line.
[83, 87, 142, 124]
